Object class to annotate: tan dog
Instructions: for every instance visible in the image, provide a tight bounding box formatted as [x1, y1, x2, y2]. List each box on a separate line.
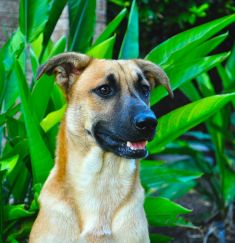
[29, 52, 172, 243]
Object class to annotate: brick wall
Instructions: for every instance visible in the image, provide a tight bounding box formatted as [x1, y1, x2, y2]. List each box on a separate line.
[0, 0, 107, 47]
[0, 0, 18, 47]
[94, 0, 107, 40]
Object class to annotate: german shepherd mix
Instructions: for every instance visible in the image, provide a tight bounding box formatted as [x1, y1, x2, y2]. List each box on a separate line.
[29, 52, 172, 243]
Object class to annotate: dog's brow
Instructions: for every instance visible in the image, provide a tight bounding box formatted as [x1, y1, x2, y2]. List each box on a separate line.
[137, 72, 145, 84]
[106, 73, 117, 86]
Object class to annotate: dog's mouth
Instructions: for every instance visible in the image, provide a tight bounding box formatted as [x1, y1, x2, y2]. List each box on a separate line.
[93, 130, 149, 159]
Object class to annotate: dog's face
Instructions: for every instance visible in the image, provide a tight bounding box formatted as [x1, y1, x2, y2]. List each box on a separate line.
[37, 52, 173, 159]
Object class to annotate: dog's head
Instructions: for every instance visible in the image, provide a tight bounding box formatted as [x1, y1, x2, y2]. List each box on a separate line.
[37, 52, 173, 159]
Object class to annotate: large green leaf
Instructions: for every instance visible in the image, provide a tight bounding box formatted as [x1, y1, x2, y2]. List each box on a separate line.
[14, 60, 53, 183]
[196, 73, 232, 206]
[146, 14, 235, 65]
[150, 53, 229, 104]
[0, 155, 19, 176]
[87, 36, 116, 59]
[226, 43, 235, 79]
[148, 93, 235, 153]
[51, 85, 66, 109]
[4, 205, 35, 222]
[119, 0, 139, 59]
[180, 82, 201, 102]
[217, 64, 232, 91]
[19, 0, 51, 42]
[0, 170, 4, 239]
[48, 35, 67, 58]
[223, 163, 235, 205]
[156, 181, 197, 201]
[0, 30, 25, 110]
[31, 75, 55, 122]
[140, 160, 202, 189]
[42, 0, 67, 51]
[40, 104, 66, 132]
[150, 233, 172, 243]
[196, 73, 215, 96]
[68, 0, 96, 52]
[93, 8, 127, 46]
[1, 70, 19, 113]
[144, 197, 194, 228]
[0, 29, 25, 71]
[6, 159, 30, 202]
[181, 33, 228, 61]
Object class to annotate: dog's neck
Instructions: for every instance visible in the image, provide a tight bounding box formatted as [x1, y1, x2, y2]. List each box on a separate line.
[55, 119, 138, 179]
[53, 119, 141, 236]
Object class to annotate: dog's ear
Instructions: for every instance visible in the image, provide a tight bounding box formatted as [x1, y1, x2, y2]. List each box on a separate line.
[134, 59, 173, 98]
[36, 52, 92, 93]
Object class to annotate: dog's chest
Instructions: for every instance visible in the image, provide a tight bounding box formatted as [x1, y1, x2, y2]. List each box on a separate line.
[68, 148, 137, 236]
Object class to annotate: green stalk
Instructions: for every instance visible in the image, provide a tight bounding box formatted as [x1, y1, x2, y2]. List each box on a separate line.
[0, 171, 4, 243]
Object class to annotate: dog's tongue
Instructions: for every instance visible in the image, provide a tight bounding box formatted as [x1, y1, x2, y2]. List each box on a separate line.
[127, 141, 147, 150]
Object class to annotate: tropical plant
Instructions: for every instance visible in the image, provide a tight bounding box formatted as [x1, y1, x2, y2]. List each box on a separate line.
[108, 0, 235, 56]
[0, 0, 235, 242]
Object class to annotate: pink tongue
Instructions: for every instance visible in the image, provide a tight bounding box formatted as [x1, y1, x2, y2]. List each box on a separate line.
[128, 141, 147, 150]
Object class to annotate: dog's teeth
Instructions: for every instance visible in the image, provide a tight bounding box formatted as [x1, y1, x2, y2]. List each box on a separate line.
[127, 141, 147, 150]
[127, 141, 131, 147]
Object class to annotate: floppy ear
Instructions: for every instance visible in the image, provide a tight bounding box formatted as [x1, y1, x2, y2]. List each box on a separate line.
[134, 59, 173, 98]
[36, 52, 92, 93]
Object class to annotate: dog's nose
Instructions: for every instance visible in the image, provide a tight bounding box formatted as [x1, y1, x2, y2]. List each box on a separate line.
[134, 113, 157, 131]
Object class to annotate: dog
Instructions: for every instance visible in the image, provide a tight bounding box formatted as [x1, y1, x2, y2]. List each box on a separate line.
[29, 52, 172, 243]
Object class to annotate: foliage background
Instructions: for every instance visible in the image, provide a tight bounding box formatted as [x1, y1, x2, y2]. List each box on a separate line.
[0, 0, 235, 242]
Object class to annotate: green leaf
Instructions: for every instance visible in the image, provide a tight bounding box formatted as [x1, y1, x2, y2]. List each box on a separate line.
[68, 0, 96, 52]
[162, 33, 228, 68]
[150, 53, 229, 104]
[7, 161, 30, 202]
[48, 35, 67, 58]
[1, 70, 19, 113]
[93, 8, 127, 46]
[31, 34, 43, 58]
[0, 29, 25, 71]
[19, 0, 51, 42]
[196, 73, 215, 97]
[30, 47, 39, 77]
[109, 0, 130, 7]
[1, 139, 28, 162]
[226, 43, 235, 79]
[4, 205, 35, 222]
[223, 165, 235, 205]
[119, 0, 139, 59]
[180, 82, 201, 102]
[150, 233, 172, 243]
[144, 197, 194, 228]
[140, 160, 202, 189]
[31, 75, 55, 122]
[217, 64, 232, 90]
[6, 221, 33, 243]
[87, 36, 116, 59]
[51, 85, 66, 109]
[42, 0, 67, 50]
[146, 14, 235, 65]
[0, 155, 19, 176]
[40, 104, 67, 132]
[0, 171, 4, 238]
[14, 60, 53, 183]
[0, 29, 25, 110]
[156, 181, 196, 200]
[148, 93, 235, 153]
[29, 184, 42, 212]
[183, 33, 228, 61]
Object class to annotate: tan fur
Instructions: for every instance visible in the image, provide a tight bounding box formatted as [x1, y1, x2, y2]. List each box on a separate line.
[30, 53, 172, 243]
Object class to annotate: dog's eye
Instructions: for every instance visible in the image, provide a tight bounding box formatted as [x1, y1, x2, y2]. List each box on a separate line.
[141, 85, 150, 97]
[96, 85, 112, 97]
